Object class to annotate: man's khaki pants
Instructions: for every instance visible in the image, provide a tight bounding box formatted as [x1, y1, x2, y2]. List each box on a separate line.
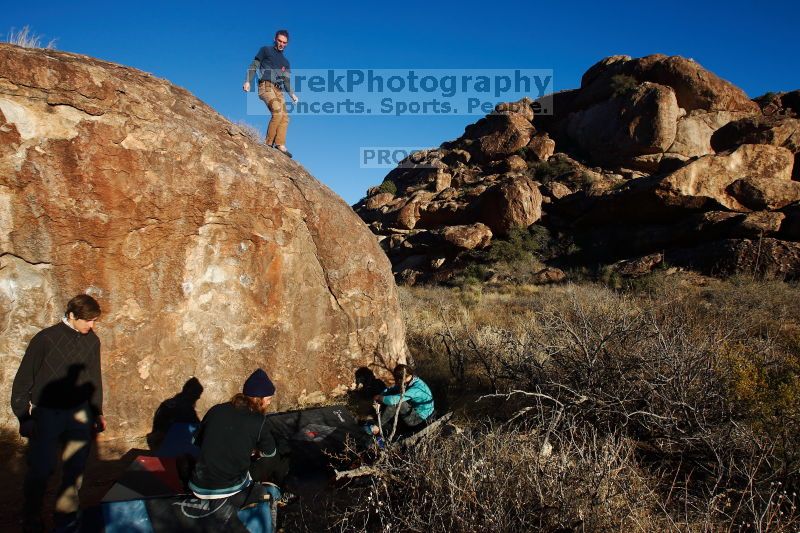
[258, 81, 289, 146]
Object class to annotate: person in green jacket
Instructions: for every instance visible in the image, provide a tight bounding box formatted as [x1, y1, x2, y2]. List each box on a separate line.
[370, 364, 434, 436]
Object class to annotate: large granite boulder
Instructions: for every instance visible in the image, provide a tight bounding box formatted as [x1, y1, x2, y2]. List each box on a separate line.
[461, 112, 535, 162]
[558, 144, 797, 228]
[354, 54, 799, 285]
[526, 133, 556, 162]
[712, 115, 800, 153]
[666, 238, 800, 278]
[439, 223, 493, 250]
[478, 175, 543, 235]
[578, 54, 759, 113]
[564, 82, 680, 167]
[656, 144, 796, 211]
[667, 110, 755, 158]
[711, 115, 800, 180]
[0, 44, 407, 439]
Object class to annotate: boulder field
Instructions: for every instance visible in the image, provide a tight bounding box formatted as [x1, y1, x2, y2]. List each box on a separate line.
[355, 54, 800, 282]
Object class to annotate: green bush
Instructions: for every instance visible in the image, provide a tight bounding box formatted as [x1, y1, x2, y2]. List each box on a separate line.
[610, 74, 638, 97]
[487, 226, 551, 263]
[376, 179, 397, 196]
[460, 263, 489, 284]
[529, 159, 574, 183]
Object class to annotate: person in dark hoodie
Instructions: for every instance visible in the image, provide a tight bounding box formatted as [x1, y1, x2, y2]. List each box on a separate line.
[11, 294, 105, 533]
[189, 369, 290, 501]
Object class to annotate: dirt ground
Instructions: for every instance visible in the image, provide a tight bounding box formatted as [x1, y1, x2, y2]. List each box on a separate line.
[0, 433, 149, 532]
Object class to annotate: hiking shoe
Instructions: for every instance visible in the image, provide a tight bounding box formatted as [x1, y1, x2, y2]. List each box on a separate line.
[272, 144, 293, 158]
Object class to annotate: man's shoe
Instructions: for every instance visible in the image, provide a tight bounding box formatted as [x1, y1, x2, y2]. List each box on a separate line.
[274, 145, 293, 158]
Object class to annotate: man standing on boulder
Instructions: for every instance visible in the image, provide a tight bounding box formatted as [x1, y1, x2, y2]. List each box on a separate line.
[243, 29, 299, 158]
[11, 294, 106, 533]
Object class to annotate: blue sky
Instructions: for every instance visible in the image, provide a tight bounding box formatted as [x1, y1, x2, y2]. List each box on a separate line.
[3, 0, 799, 204]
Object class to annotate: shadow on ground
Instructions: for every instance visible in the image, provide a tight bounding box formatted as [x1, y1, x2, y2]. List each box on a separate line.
[0, 426, 148, 532]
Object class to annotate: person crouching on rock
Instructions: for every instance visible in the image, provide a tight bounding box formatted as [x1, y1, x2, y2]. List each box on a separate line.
[370, 364, 434, 437]
[189, 369, 290, 501]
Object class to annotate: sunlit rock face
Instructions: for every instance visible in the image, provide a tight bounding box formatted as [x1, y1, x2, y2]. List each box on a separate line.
[0, 44, 407, 439]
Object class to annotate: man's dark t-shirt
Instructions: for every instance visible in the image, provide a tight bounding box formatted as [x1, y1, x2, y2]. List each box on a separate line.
[246, 46, 292, 92]
[191, 402, 277, 490]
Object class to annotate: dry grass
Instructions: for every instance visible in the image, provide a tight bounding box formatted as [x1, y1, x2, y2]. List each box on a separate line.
[233, 120, 264, 144]
[315, 273, 800, 531]
[6, 26, 57, 49]
[328, 423, 665, 532]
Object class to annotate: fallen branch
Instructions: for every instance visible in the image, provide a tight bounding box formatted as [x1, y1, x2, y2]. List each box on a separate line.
[477, 390, 566, 407]
[400, 412, 454, 449]
[388, 369, 407, 442]
[334, 465, 388, 481]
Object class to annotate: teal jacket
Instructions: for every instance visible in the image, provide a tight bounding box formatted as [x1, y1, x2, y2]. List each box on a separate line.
[381, 376, 434, 420]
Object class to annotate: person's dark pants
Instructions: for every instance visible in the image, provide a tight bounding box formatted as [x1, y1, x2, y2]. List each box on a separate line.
[379, 402, 426, 431]
[249, 453, 291, 487]
[23, 404, 93, 524]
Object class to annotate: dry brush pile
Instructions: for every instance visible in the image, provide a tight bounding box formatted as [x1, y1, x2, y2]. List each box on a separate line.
[313, 276, 800, 532]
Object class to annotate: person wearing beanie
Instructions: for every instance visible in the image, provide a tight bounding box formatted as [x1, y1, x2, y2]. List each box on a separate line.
[243, 368, 276, 398]
[189, 369, 290, 501]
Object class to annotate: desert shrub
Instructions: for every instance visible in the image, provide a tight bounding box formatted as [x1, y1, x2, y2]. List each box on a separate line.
[376, 179, 397, 196]
[390, 279, 800, 531]
[529, 158, 574, 183]
[356, 278, 800, 529]
[610, 74, 639, 97]
[325, 422, 664, 532]
[459, 263, 489, 285]
[487, 226, 550, 264]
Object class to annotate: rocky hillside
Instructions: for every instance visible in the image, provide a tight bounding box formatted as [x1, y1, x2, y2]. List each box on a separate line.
[0, 43, 407, 439]
[354, 54, 800, 284]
